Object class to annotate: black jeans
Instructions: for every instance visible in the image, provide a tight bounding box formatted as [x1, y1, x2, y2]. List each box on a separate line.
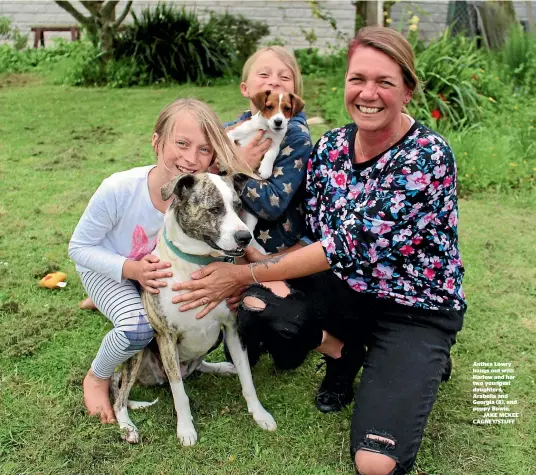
[237, 271, 464, 475]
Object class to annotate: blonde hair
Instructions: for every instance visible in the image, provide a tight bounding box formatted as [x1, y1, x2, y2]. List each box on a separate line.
[348, 26, 420, 93]
[241, 46, 303, 97]
[153, 98, 250, 175]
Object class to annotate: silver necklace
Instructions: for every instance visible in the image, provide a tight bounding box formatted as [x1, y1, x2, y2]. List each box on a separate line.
[356, 117, 406, 161]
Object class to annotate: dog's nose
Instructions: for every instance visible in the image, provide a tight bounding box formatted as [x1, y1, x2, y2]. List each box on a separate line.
[273, 118, 283, 127]
[234, 230, 252, 247]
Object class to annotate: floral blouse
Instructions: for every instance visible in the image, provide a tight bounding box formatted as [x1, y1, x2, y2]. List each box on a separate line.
[305, 121, 466, 312]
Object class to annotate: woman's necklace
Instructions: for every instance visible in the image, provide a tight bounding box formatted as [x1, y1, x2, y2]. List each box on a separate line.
[356, 116, 407, 162]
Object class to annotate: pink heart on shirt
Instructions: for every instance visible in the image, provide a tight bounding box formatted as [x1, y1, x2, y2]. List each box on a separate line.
[127, 225, 157, 260]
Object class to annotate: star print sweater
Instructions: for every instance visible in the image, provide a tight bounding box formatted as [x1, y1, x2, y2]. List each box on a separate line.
[225, 111, 312, 252]
[305, 122, 466, 312]
[68, 166, 164, 283]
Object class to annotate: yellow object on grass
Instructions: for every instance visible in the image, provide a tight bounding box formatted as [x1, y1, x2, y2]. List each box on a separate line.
[39, 272, 67, 289]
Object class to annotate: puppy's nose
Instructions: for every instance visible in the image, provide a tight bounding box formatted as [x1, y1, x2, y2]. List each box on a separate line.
[234, 230, 252, 247]
[273, 118, 283, 127]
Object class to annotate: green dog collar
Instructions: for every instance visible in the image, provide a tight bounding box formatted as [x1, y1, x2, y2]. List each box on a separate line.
[163, 228, 234, 265]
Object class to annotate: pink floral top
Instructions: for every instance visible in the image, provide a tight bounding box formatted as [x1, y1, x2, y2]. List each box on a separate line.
[305, 122, 466, 311]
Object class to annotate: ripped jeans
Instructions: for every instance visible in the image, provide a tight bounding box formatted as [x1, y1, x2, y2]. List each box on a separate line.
[237, 271, 464, 475]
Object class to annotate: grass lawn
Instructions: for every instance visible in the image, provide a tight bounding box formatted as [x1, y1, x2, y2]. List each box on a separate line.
[0, 76, 535, 475]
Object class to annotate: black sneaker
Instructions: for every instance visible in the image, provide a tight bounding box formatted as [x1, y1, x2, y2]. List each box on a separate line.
[315, 345, 365, 413]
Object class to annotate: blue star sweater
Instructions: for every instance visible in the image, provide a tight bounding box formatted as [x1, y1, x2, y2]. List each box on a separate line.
[225, 111, 313, 253]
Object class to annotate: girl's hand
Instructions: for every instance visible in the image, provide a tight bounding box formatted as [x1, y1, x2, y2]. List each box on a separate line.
[245, 246, 270, 263]
[125, 254, 173, 294]
[171, 262, 245, 319]
[236, 130, 272, 170]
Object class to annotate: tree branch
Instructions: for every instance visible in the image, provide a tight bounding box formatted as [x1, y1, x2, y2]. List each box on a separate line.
[54, 1, 92, 26]
[102, 1, 120, 19]
[113, 0, 133, 27]
[81, 1, 104, 16]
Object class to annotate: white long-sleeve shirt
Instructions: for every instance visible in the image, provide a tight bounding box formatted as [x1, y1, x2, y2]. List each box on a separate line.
[68, 165, 164, 283]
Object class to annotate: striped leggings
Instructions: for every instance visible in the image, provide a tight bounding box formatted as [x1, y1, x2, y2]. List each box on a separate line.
[80, 271, 154, 379]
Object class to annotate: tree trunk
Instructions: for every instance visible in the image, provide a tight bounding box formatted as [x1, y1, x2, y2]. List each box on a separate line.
[353, 0, 382, 32]
[54, 1, 132, 61]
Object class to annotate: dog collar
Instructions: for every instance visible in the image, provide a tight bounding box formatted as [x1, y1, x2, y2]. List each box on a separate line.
[163, 228, 235, 265]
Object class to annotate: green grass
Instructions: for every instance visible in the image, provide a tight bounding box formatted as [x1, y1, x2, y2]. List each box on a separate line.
[0, 75, 535, 474]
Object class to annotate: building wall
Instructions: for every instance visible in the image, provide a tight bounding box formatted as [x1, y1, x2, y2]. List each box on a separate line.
[0, 1, 531, 49]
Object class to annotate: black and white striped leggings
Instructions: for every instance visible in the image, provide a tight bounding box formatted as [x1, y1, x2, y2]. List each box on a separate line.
[79, 271, 154, 379]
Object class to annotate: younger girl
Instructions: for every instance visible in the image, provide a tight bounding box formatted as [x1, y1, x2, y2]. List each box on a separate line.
[68, 98, 244, 423]
[225, 46, 312, 253]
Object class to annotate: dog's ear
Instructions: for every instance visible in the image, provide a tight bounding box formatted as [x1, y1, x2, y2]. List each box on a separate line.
[251, 90, 270, 112]
[231, 173, 250, 196]
[290, 93, 304, 116]
[161, 174, 196, 201]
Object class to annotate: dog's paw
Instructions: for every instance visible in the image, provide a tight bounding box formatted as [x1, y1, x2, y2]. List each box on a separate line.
[120, 425, 140, 444]
[257, 162, 273, 180]
[177, 424, 198, 446]
[212, 362, 237, 375]
[252, 408, 277, 431]
[197, 361, 237, 375]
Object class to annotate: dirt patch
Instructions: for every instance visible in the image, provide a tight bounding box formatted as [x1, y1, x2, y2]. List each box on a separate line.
[36, 147, 87, 171]
[0, 73, 43, 88]
[0, 305, 80, 358]
[70, 125, 119, 144]
[521, 318, 536, 332]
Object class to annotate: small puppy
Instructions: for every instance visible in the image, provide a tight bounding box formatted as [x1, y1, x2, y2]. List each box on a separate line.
[227, 90, 304, 250]
[112, 173, 276, 446]
[228, 90, 304, 180]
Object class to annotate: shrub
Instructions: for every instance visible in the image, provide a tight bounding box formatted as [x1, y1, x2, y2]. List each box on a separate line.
[409, 29, 490, 129]
[204, 11, 269, 71]
[0, 38, 84, 74]
[497, 25, 536, 94]
[112, 4, 233, 84]
[294, 47, 346, 76]
[451, 100, 536, 195]
[0, 15, 28, 51]
[57, 41, 148, 87]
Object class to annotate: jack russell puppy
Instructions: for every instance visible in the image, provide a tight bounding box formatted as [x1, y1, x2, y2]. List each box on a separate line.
[112, 172, 276, 446]
[227, 90, 304, 250]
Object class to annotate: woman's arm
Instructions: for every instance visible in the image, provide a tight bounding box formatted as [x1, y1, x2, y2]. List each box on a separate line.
[171, 241, 330, 318]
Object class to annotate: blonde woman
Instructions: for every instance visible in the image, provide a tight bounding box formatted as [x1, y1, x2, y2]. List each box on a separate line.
[68, 99, 246, 423]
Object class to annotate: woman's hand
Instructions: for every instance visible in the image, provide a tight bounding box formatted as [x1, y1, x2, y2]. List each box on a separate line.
[123, 254, 172, 294]
[171, 262, 247, 318]
[236, 130, 272, 170]
[226, 286, 249, 312]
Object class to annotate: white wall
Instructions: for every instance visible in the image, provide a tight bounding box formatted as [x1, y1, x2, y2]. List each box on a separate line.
[0, 1, 531, 50]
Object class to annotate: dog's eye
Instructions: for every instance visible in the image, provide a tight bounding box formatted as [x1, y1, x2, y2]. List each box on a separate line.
[266, 105, 273, 110]
[284, 106, 291, 112]
[233, 200, 242, 210]
[208, 206, 223, 214]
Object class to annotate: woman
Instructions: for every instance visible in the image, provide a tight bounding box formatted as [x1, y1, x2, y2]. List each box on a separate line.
[172, 27, 466, 475]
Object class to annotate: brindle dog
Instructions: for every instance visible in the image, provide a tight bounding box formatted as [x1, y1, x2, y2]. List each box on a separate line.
[111, 173, 276, 445]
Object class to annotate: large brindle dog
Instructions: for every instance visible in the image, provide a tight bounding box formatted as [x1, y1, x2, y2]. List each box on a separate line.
[111, 172, 276, 445]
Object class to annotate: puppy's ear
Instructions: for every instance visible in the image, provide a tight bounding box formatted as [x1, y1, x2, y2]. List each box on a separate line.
[161, 174, 196, 201]
[251, 90, 270, 112]
[290, 93, 304, 115]
[231, 173, 250, 196]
